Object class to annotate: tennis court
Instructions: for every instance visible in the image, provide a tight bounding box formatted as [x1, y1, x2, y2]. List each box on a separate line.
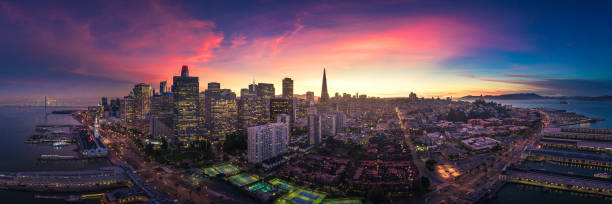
[215, 163, 241, 175]
[228, 173, 260, 187]
[269, 178, 296, 191]
[276, 188, 326, 204]
[248, 182, 267, 191]
[323, 199, 362, 204]
[203, 167, 220, 177]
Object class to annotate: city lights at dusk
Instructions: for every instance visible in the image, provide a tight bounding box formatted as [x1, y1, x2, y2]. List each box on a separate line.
[0, 1, 611, 204]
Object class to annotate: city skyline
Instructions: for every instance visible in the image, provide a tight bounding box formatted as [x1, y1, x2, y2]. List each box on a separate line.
[1, 0, 612, 100]
[1, 1, 612, 204]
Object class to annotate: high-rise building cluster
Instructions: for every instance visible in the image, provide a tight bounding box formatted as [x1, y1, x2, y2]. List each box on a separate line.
[109, 66, 348, 152]
[204, 82, 238, 140]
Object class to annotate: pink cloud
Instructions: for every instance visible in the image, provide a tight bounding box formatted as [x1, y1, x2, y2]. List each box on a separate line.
[1, 1, 224, 85]
[207, 17, 518, 74]
[1, 1, 531, 97]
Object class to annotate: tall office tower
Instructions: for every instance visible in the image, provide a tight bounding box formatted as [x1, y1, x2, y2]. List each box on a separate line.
[282, 77, 293, 99]
[198, 92, 206, 133]
[306, 91, 315, 105]
[321, 113, 337, 137]
[270, 98, 297, 128]
[111, 98, 121, 117]
[150, 112, 174, 140]
[120, 95, 135, 125]
[238, 97, 268, 134]
[204, 83, 238, 140]
[257, 83, 275, 99]
[160, 81, 167, 94]
[208, 82, 221, 90]
[101, 97, 108, 106]
[247, 122, 289, 164]
[240, 88, 257, 99]
[269, 98, 290, 120]
[240, 88, 249, 98]
[319, 68, 329, 103]
[326, 110, 346, 132]
[276, 113, 290, 124]
[249, 81, 258, 94]
[132, 83, 152, 120]
[295, 98, 309, 119]
[308, 114, 322, 145]
[109, 98, 117, 117]
[101, 97, 109, 117]
[173, 65, 200, 145]
[151, 94, 173, 117]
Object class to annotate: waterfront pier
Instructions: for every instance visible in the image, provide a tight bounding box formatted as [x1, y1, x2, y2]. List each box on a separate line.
[543, 128, 612, 142]
[501, 167, 612, 197]
[524, 147, 612, 168]
[0, 167, 131, 192]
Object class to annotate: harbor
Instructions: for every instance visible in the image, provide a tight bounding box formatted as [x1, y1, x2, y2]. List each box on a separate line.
[26, 116, 108, 160]
[462, 100, 612, 203]
[25, 125, 82, 144]
[0, 107, 175, 203]
[494, 127, 612, 200]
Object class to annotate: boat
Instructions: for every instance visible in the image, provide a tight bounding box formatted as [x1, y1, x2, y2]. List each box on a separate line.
[559, 100, 569, 104]
[52, 141, 69, 147]
[594, 172, 610, 179]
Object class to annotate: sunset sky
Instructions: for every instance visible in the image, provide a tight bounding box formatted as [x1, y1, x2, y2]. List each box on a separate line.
[1, 0, 611, 101]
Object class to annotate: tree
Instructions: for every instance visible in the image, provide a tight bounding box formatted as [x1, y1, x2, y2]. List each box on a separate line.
[425, 159, 437, 171]
[223, 131, 247, 155]
[420, 176, 430, 189]
[144, 144, 154, 154]
[161, 137, 168, 151]
[367, 185, 388, 204]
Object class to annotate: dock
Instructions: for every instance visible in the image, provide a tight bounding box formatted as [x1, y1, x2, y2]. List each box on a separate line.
[500, 167, 612, 197]
[0, 167, 131, 192]
[38, 154, 78, 160]
[26, 124, 83, 144]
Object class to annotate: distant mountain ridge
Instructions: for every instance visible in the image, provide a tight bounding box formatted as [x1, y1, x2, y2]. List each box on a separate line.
[461, 93, 612, 101]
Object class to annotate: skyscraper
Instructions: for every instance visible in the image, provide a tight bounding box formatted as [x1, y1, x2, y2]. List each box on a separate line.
[308, 114, 322, 145]
[276, 113, 290, 124]
[151, 93, 173, 117]
[240, 88, 250, 99]
[150, 112, 173, 140]
[269, 98, 291, 121]
[247, 122, 289, 164]
[101, 97, 108, 106]
[326, 110, 346, 133]
[120, 94, 135, 125]
[319, 68, 329, 103]
[160, 81, 167, 94]
[282, 77, 293, 99]
[173, 65, 200, 145]
[321, 113, 337, 137]
[249, 81, 258, 94]
[238, 97, 268, 133]
[306, 91, 315, 105]
[270, 98, 297, 130]
[204, 83, 238, 140]
[257, 83, 275, 99]
[132, 83, 152, 120]
[208, 82, 221, 90]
